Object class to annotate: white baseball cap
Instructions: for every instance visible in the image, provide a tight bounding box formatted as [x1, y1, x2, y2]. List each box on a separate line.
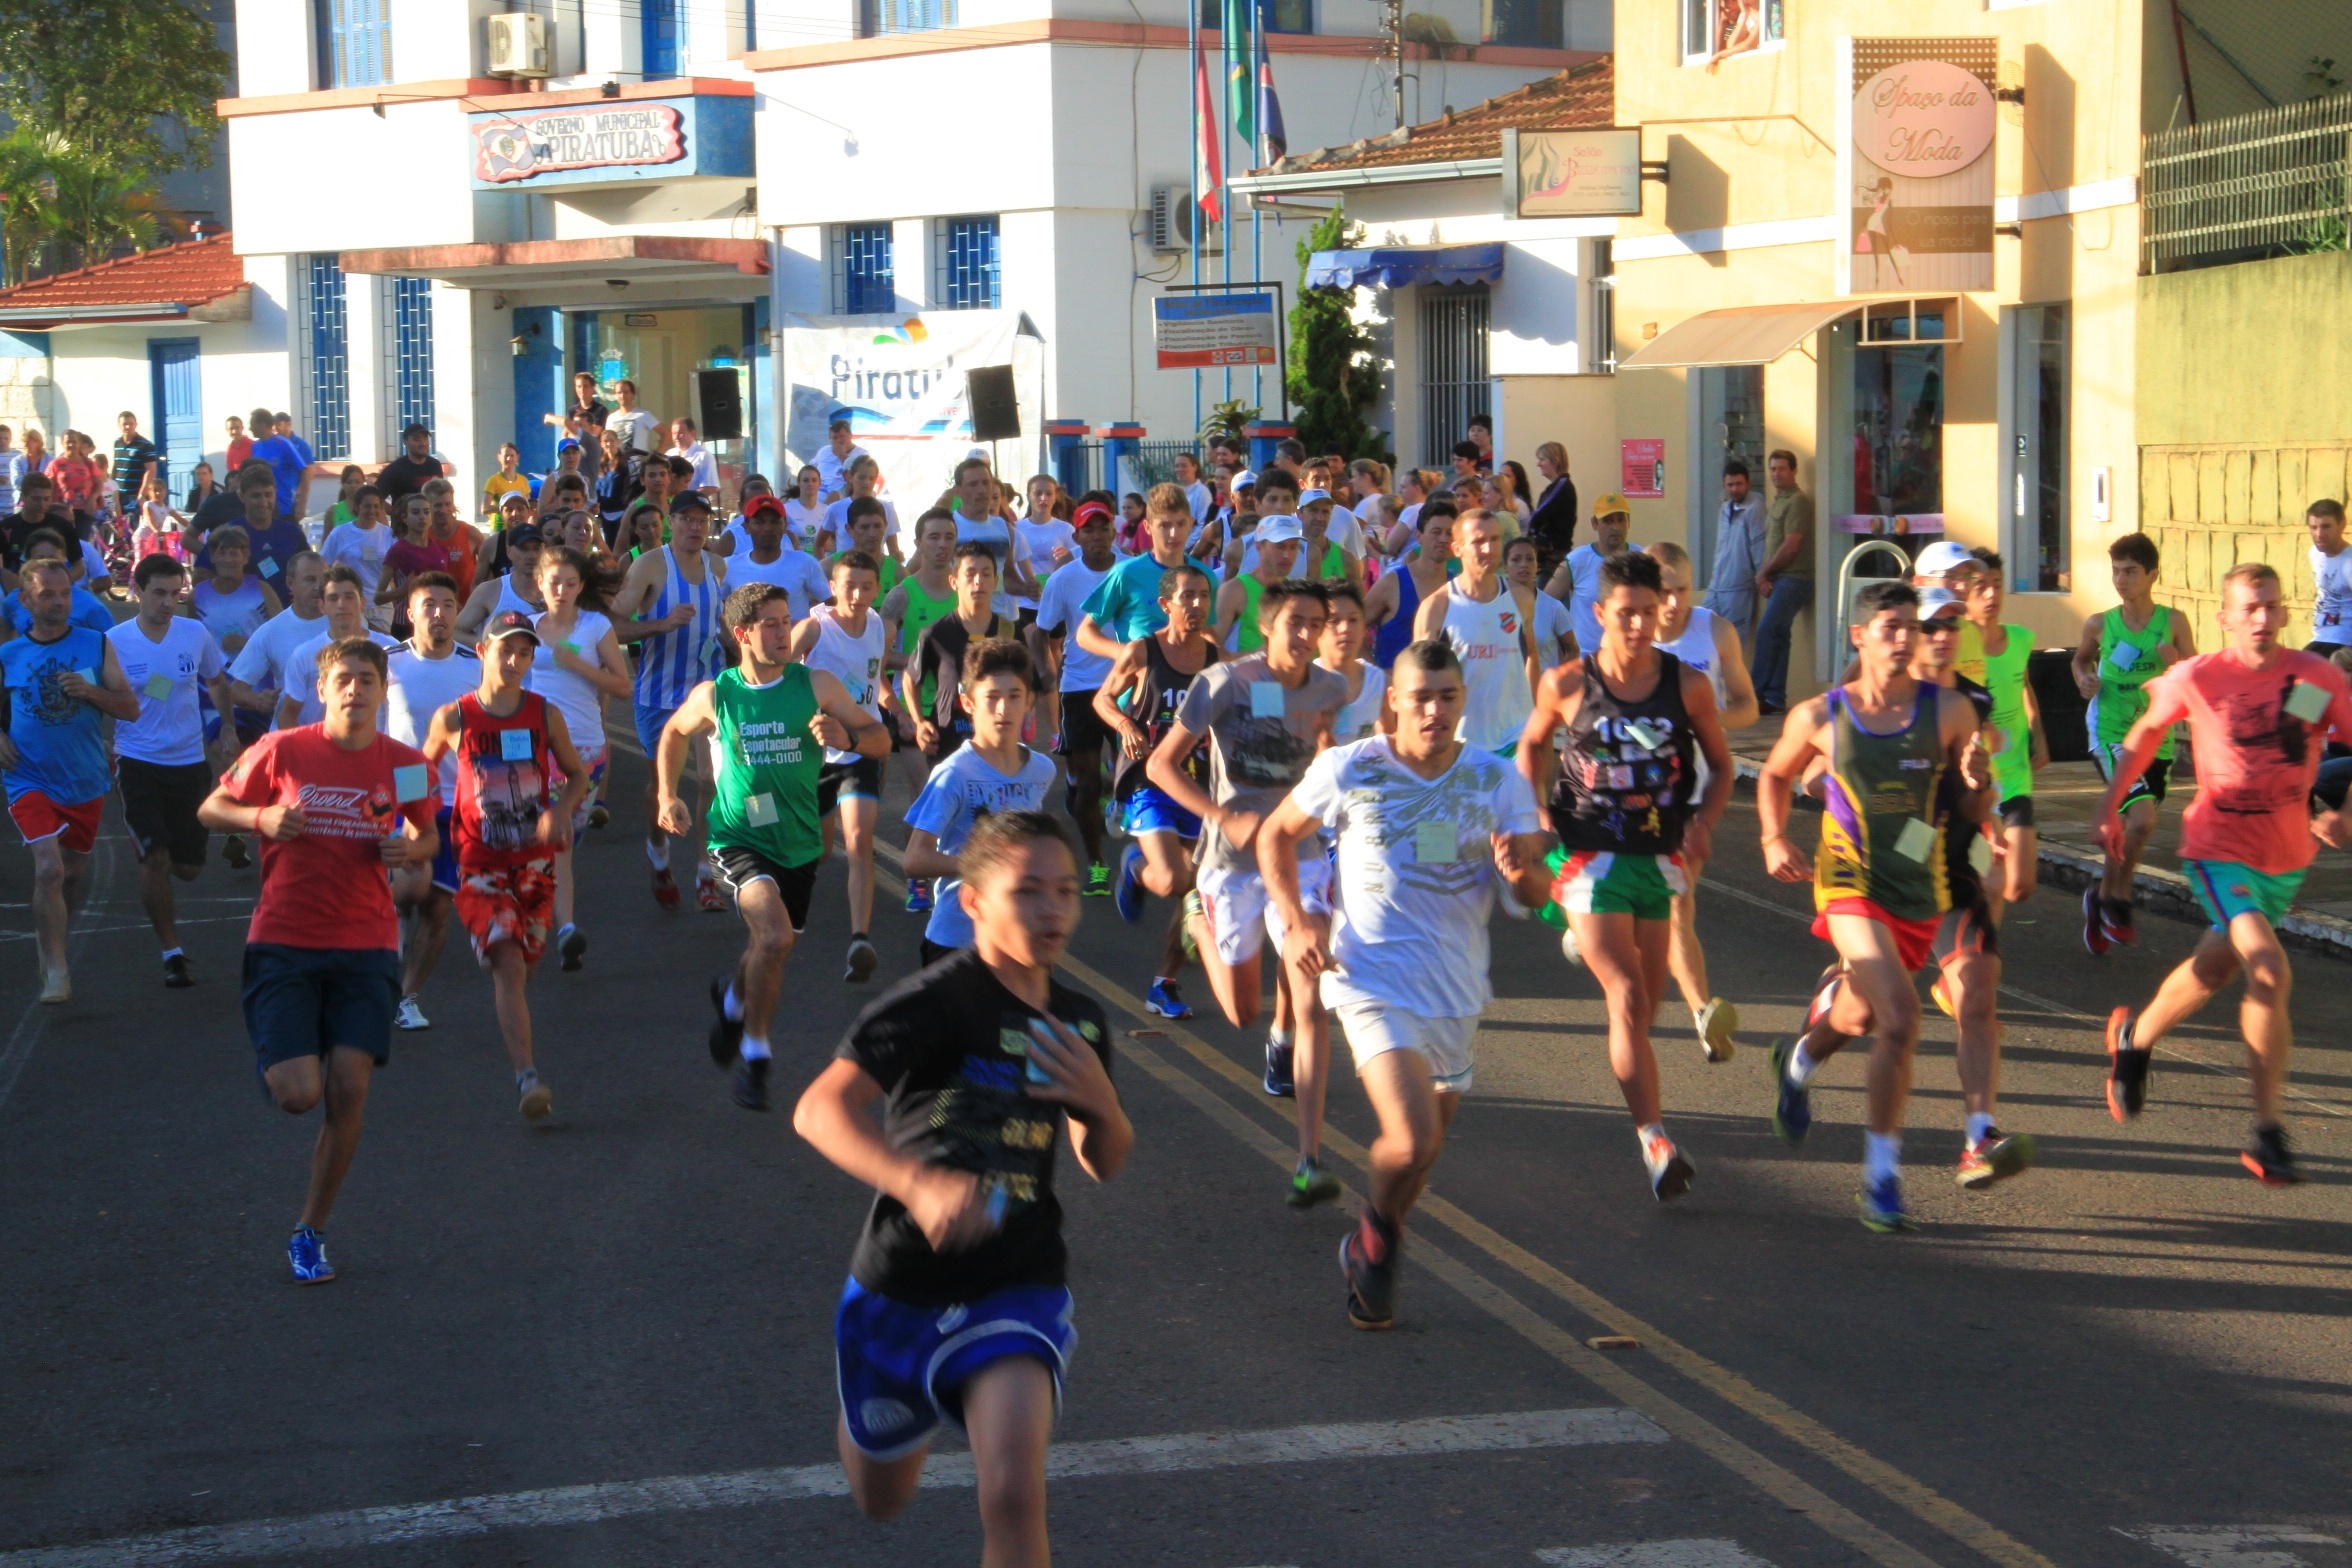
[1296, 488, 1332, 508]
[1913, 540, 1978, 577]
[1254, 514, 1305, 544]
[1232, 469, 1258, 489]
[1918, 586, 1966, 619]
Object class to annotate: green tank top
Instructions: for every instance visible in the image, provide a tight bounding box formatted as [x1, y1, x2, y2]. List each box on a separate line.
[1230, 575, 1266, 654]
[707, 664, 824, 868]
[897, 577, 957, 707]
[1312, 540, 1345, 579]
[2091, 604, 2176, 759]
[1814, 683, 1949, 924]
[1979, 623, 2035, 800]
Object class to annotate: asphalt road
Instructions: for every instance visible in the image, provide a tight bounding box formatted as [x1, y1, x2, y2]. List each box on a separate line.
[2, 746, 2348, 1568]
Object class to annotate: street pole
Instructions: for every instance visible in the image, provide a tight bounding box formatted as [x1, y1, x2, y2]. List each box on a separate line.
[1250, 0, 1263, 413]
[1388, 0, 1405, 130]
[1189, 2, 1202, 444]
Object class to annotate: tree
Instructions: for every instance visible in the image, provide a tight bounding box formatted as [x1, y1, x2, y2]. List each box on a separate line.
[0, 0, 231, 179]
[1287, 207, 1386, 462]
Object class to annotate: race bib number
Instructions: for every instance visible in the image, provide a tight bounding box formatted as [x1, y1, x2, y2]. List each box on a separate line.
[258, 557, 279, 578]
[1892, 817, 1937, 864]
[142, 673, 175, 701]
[1249, 681, 1286, 720]
[744, 791, 779, 826]
[499, 728, 535, 761]
[1414, 820, 1459, 864]
[2284, 680, 2333, 724]
[393, 763, 432, 803]
[1967, 832, 1995, 876]
[2107, 641, 2143, 672]
[73, 668, 95, 686]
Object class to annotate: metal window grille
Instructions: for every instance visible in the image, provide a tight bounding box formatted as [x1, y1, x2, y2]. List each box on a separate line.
[2141, 91, 2352, 273]
[318, 0, 392, 88]
[1418, 286, 1489, 468]
[641, 0, 681, 78]
[860, 0, 956, 37]
[834, 224, 895, 314]
[300, 255, 352, 460]
[937, 216, 1001, 311]
[391, 276, 435, 437]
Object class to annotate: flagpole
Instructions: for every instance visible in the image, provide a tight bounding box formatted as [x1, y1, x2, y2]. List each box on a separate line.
[1219, 0, 1234, 404]
[1250, 0, 1263, 413]
[1189, 4, 1201, 447]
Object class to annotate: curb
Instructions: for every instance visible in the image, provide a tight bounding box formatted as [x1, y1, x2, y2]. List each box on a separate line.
[1728, 756, 2352, 963]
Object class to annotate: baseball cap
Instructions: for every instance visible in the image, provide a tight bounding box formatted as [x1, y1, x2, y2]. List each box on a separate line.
[1072, 498, 1115, 530]
[482, 610, 540, 645]
[1913, 540, 1978, 577]
[1232, 469, 1258, 490]
[1297, 488, 1332, 508]
[741, 493, 786, 521]
[505, 521, 544, 546]
[556, 437, 580, 453]
[1918, 586, 1966, 619]
[401, 421, 431, 440]
[669, 491, 714, 517]
[1254, 514, 1305, 544]
[1595, 492, 1632, 517]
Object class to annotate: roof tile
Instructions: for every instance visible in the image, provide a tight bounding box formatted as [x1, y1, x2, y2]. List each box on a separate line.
[1257, 58, 1613, 176]
[0, 234, 245, 317]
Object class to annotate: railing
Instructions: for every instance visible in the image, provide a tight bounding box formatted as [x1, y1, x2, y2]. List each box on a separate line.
[2141, 91, 2352, 273]
[1066, 438, 1200, 498]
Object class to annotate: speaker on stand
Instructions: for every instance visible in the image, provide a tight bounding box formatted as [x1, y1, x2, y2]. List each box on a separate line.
[966, 364, 1021, 476]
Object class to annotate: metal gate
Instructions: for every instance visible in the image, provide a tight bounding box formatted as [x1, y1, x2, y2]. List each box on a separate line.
[1419, 287, 1489, 468]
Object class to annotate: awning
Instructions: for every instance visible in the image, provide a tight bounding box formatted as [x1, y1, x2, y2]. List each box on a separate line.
[1304, 243, 1504, 290]
[1618, 300, 1862, 369]
[336, 236, 768, 289]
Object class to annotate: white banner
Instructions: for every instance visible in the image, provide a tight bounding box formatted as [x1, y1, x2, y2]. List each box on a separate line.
[778, 311, 1043, 523]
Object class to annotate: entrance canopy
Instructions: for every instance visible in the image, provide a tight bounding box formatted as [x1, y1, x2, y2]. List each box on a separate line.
[1304, 243, 1504, 290]
[337, 236, 767, 290]
[1620, 297, 1960, 368]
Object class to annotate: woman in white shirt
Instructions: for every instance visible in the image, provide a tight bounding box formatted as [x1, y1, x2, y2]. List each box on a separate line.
[532, 543, 634, 968]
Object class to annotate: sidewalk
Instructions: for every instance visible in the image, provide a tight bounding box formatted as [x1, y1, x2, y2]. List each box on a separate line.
[1724, 714, 2352, 960]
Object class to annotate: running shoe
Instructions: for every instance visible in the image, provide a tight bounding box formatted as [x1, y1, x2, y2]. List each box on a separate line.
[162, 954, 194, 989]
[1956, 1128, 2037, 1190]
[2102, 898, 2138, 946]
[844, 936, 880, 984]
[1857, 1176, 1918, 1233]
[222, 833, 251, 870]
[708, 977, 744, 1067]
[1146, 978, 1194, 1019]
[1340, 1208, 1400, 1330]
[1804, 962, 1844, 1032]
[1263, 1036, 1295, 1097]
[557, 924, 587, 973]
[1114, 842, 1147, 924]
[395, 995, 431, 1031]
[1694, 997, 1738, 1063]
[1288, 1156, 1342, 1208]
[516, 1068, 553, 1123]
[1768, 1037, 1812, 1145]
[651, 864, 681, 910]
[2104, 1007, 2150, 1122]
[1179, 889, 1203, 963]
[904, 878, 933, 915]
[1929, 973, 1955, 1019]
[733, 1055, 772, 1112]
[2081, 884, 2110, 956]
[697, 874, 728, 914]
[39, 970, 70, 1005]
[588, 804, 610, 830]
[1559, 923, 1582, 967]
[1084, 863, 1112, 898]
[1643, 1132, 1696, 1201]
[2242, 1125, 2302, 1187]
[288, 1225, 334, 1285]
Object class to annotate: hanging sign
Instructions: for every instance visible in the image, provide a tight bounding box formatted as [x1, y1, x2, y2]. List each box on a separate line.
[1841, 38, 1999, 295]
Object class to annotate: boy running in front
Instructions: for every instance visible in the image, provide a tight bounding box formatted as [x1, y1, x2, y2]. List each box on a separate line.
[794, 811, 1130, 1568]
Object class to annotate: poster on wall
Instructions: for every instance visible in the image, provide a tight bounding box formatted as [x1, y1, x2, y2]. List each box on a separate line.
[1839, 36, 1998, 295]
[1621, 438, 1666, 500]
[777, 311, 1042, 534]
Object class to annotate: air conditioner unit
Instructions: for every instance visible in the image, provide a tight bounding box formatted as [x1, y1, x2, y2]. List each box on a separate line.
[487, 12, 552, 78]
[1148, 187, 1222, 253]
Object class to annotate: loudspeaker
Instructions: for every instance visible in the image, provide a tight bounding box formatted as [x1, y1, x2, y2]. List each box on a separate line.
[695, 368, 744, 442]
[965, 365, 1021, 442]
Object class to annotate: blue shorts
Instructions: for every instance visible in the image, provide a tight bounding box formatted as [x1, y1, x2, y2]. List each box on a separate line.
[634, 701, 678, 756]
[431, 806, 460, 894]
[242, 944, 401, 1071]
[835, 1277, 1075, 1461]
[1121, 785, 1200, 840]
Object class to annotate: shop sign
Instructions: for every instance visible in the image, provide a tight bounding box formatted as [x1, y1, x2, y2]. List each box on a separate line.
[1505, 128, 1643, 219]
[1153, 293, 1278, 369]
[1620, 439, 1666, 500]
[1839, 38, 1998, 295]
[469, 93, 755, 191]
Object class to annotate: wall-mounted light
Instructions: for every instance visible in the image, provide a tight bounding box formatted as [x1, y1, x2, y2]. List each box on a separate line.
[1995, 86, 2026, 105]
[600, 80, 621, 98]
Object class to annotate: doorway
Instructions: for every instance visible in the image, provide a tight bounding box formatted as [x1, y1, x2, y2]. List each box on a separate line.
[147, 338, 202, 499]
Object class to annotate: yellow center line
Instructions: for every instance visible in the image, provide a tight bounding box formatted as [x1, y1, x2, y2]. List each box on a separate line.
[867, 836, 2054, 1568]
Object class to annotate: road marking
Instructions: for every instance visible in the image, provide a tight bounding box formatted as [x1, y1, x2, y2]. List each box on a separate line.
[0, 838, 117, 1119]
[1538, 1541, 1780, 1567]
[0, 1408, 1663, 1568]
[2117, 1527, 2346, 1568]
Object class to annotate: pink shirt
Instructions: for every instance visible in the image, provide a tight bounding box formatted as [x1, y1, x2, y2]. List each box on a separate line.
[2143, 648, 2352, 873]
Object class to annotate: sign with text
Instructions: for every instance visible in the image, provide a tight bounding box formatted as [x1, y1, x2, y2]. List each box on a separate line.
[1153, 293, 1279, 369]
[468, 93, 754, 190]
[1840, 37, 1998, 295]
[1511, 128, 1643, 218]
[1621, 438, 1666, 500]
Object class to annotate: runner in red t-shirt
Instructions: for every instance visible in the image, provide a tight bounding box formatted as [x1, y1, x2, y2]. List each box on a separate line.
[422, 611, 591, 1124]
[2095, 562, 2352, 1186]
[199, 636, 438, 1285]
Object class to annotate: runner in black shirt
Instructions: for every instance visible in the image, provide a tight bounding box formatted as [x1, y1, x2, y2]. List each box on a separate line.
[906, 543, 1013, 764]
[376, 424, 445, 506]
[795, 810, 1129, 1561]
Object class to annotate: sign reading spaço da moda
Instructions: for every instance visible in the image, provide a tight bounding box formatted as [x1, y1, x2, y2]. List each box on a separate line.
[1839, 37, 1998, 295]
[1509, 128, 1644, 219]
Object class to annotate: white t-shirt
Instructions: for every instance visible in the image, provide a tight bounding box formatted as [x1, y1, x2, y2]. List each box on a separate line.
[385, 641, 484, 805]
[283, 627, 400, 726]
[1183, 480, 1213, 524]
[1563, 544, 1609, 654]
[1015, 518, 1075, 602]
[1291, 736, 1540, 1018]
[905, 741, 1058, 949]
[1034, 557, 1113, 693]
[1326, 659, 1388, 741]
[802, 605, 887, 765]
[320, 522, 393, 627]
[825, 497, 901, 557]
[530, 609, 614, 751]
[607, 408, 661, 457]
[1533, 591, 1576, 670]
[785, 498, 828, 552]
[726, 547, 833, 621]
[108, 617, 226, 767]
[670, 441, 717, 493]
[2313, 543, 2352, 637]
[228, 606, 328, 700]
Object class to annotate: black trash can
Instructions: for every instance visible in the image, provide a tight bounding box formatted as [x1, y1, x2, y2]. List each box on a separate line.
[2028, 648, 2089, 763]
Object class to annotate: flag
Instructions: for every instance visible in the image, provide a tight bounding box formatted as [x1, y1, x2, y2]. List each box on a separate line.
[1222, 0, 1255, 154]
[1255, 28, 1288, 163]
[1194, 30, 1225, 224]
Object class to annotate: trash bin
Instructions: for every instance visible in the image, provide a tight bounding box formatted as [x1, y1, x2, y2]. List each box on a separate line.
[2028, 649, 2089, 763]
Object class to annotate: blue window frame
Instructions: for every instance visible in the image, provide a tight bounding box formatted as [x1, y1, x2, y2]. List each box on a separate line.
[859, 0, 956, 38]
[391, 276, 435, 436]
[316, 0, 392, 89]
[837, 224, 895, 314]
[937, 216, 1000, 311]
[303, 255, 352, 459]
[642, 0, 680, 79]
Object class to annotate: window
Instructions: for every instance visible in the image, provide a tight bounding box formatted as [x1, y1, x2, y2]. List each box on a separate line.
[860, 0, 956, 37]
[1589, 238, 1615, 373]
[1681, 0, 1783, 64]
[2010, 303, 2069, 591]
[390, 276, 435, 441]
[316, 0, 391, 89]
[642, 0, 680, 78]
[297, 255, 352, 460]
[833, 224, 896, 315]
[1419, 287, 1489, 468]
[1198, 0, 1311, 35]
[1484, 0, 1559, 49]
[935, 216, 1000, 310]
[1852, 344, 1943, 521]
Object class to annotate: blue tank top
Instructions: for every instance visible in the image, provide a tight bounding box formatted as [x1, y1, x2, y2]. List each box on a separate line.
[0, 626, 112, 805]
[1372, 560, 1427, 668]
[632, 544, 723, 711]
